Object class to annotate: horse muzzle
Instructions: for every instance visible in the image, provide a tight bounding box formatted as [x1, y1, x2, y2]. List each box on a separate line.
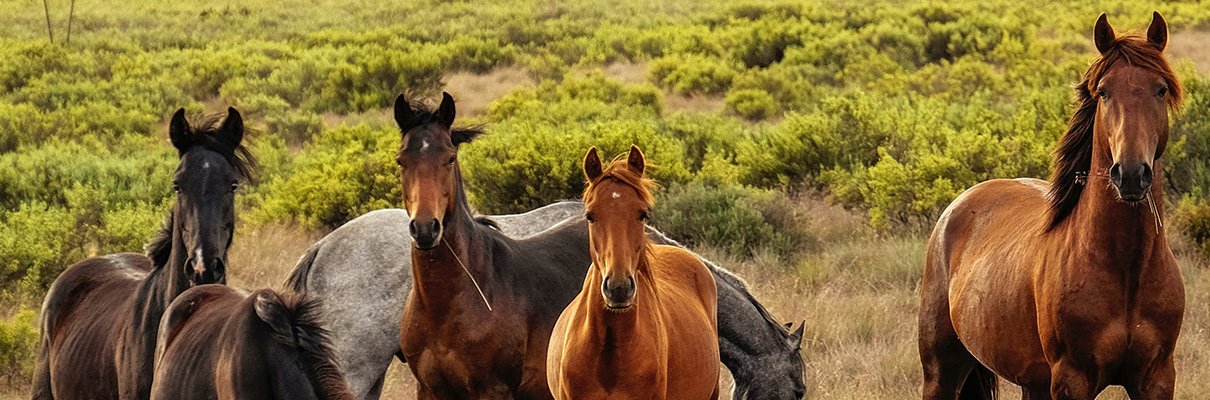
[410, 218, 443, 250]
[1110, 162, 1152, 202]
[602, 275, 636, 310]
[184, 256, 226, 286]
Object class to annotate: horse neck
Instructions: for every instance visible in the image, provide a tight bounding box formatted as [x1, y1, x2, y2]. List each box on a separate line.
[1071, 131, 1166, 263]
[581, 251, 662, 350]
[409, 169, 495, 313]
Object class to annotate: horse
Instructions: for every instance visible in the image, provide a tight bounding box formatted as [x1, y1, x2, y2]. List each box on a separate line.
[547, 146, 720, 399]
[918, 12, 1184, 399]
[286, 202, 806, 400]
[150, 285, 354, 400]
[31, 108, 255, 400]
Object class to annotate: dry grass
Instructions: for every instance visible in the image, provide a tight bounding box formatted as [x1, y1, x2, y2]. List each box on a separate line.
[443, 67, 536, 117]
[227, 222, 323, 291]
[1168, 30, 1210, 75]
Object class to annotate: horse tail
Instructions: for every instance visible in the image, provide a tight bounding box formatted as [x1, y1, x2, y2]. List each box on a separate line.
[285, 243, 321, 293]
[959, 364, 998, 400]
[253, 290, 353, 400]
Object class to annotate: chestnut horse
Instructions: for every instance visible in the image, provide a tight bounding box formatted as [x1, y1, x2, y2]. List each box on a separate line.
[547, 146, 720, 399]
[32, 108, 254, 400]
[919, 12, 1184, 400]
[151, 285, 354, 400]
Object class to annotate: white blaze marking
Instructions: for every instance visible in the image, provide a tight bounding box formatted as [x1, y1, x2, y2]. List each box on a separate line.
[611, 192, 621, 199]
[195, 248, 204, 271]
[422, 139, 429, 150]
[203, 161, 210, 169]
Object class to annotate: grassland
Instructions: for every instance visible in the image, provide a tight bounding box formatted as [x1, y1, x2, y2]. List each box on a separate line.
[2, 0, 1210, 398]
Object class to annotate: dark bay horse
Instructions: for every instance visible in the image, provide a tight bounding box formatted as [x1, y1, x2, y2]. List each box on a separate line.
[286, 202, 806, 400]
[547, 146, 720, 399]
[919, 12, 1184, 399]
[32, 108, 254, 400]
[394, 92, 595, 399]
[151, 285, 354, 400]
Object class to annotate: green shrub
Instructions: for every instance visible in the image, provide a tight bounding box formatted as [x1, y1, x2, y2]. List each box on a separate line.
[725, 88, 777, 120]
[1173, 196, 1210, 258]
[649, 54, 738, 95]
[0, 309, 37, 387]
[248, 123, 400, 229]
[651, 181, 815, 258]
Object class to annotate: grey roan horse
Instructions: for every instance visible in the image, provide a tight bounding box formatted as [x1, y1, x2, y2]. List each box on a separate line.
[287, 201, 807, 400]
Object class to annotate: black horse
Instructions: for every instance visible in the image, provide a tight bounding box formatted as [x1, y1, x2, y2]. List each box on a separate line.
[31, 108, 254, 400]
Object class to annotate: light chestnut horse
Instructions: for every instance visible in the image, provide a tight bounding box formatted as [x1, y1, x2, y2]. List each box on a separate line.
[918, 12, 1184, 400]
[548, 146, 720, 399]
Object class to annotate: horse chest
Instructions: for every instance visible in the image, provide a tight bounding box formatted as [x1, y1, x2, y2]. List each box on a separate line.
[401, 301, 529, 398]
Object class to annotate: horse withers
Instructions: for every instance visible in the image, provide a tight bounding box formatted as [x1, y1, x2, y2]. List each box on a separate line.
[32, 108, 254, 400]
[548, 146, 720, 399]
[919, 12, 1184, 399]
[151, 285, 354, 400]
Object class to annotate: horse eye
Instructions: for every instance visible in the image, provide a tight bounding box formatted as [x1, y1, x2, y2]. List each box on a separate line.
[639, 211, 649, 221]
[1097, 89, 1109, 100]
[172, 184, 181, 193]
[447, 156, 457, 165]
[585, 214, 595, 223]
[230, 183, 240, 193]
[1158, 86, 1168, 97]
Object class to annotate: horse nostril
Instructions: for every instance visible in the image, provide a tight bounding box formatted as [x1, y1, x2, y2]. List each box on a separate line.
[1140, 163, 1153, 188]
[1109, 163, 1123, 187]
[408, 220, 420, 238]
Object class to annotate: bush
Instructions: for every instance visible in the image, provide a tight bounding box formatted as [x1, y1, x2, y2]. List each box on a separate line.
[0, 309, 37, 387]
[1173, 196, 1210, 258]
[651, 181, 815, 257]
[725, 88, 777, 120]
[247, 123, 401, 230]
[649, 54, 739, 95]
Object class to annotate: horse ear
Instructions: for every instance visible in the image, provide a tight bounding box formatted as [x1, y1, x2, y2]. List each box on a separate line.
[437, 92, 456, 129]
[626, 145, 645, 175]
[1094, 13, 1116, 54]
[169, 108, 191, 156]
[584, 147, 603, 182]
[394, 94, 417, 135]
[219, 107, 244, 146]
[1148, 11, 1168, 51]
[787, 322, 805, 348]
[784, 322, 793, 329]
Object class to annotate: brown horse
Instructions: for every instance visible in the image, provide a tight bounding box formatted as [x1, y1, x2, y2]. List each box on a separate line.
[150, 285, 354, 400]
[918, 12, 1184, 400]
[547, 146, 720, 399]
[394, 93, 597, 399]
[32, 108, 254, 400]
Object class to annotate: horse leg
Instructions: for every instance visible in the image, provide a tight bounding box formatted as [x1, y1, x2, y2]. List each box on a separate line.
[1123, 355, 1175, 400]
[1048, 358, 1095, 400]
[919, 271, 981, 399]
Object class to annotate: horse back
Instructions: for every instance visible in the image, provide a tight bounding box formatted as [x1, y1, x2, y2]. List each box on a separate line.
[36, 253, 151, 399]
[151, 284, 245, 400]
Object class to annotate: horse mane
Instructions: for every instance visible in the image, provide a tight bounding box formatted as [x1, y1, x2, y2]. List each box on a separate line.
[144, 213, 174, 268]
[1046, 34, 1183, 230]
[582, 154, 657, 207]
[253, 290, 353, 400]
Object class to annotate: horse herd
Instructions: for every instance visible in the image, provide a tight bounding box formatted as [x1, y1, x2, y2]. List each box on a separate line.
[26, 11, 1188, 400]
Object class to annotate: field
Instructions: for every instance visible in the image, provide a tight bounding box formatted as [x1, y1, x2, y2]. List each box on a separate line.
[2, 0, 1210, 398]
